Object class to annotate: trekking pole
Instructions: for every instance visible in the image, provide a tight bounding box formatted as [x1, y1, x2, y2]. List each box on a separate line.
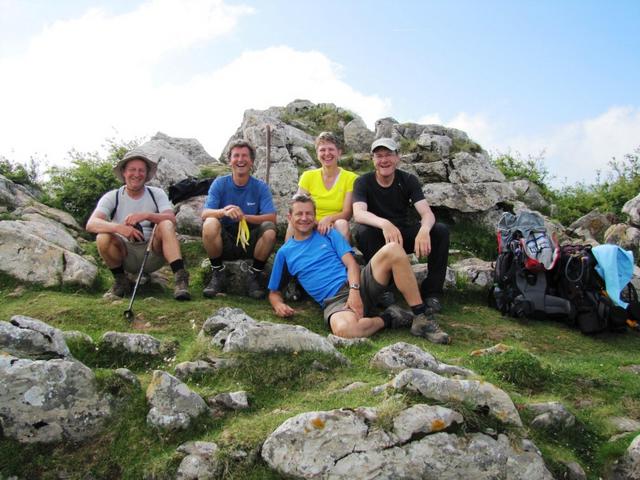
[265, 124, 271, 185]
[124, 224, 158, 322]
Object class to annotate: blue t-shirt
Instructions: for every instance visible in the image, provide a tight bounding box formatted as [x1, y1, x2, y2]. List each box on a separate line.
[268, 230, 353, 307]
[204, 175, 276, 226]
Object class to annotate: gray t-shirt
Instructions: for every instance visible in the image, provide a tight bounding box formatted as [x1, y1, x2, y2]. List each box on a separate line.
[94, 186, 173, 240]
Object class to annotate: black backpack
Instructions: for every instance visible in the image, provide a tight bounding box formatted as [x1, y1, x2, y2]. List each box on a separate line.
[168, 177, 213, 204]
[554, 244, 634, 334]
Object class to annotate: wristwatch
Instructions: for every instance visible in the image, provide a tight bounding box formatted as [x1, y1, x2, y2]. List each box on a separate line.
[349, 283, 360, 290]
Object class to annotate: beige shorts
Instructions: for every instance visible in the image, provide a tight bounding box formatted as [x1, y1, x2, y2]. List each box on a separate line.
[322, 262, 386, 326]
[120, 238, 165, 274]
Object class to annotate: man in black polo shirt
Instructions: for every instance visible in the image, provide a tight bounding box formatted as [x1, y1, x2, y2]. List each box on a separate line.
[352, 138, 450, 312]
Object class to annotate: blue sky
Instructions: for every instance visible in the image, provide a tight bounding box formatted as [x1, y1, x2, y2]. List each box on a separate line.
[1, 0, 639, 185]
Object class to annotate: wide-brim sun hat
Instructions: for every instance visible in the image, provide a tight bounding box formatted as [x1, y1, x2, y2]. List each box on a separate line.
[113, 149, 158, 183]
[370, 137, 398, 153]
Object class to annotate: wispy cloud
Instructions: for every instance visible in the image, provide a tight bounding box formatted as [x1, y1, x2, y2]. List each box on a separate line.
[418, 107, 640, 186]
[0, 0, 390, 165]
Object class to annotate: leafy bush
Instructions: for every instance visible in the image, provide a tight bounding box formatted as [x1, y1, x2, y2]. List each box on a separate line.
[492, 150, 550, 190]
[0, 156, 39, 187]
[281, 104, 355, 148]
[43, 139, 139, 226]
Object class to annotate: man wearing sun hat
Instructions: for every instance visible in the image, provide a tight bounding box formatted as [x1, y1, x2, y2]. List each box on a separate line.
[352, 137, 450, 316]
[86, 149, 191, 300]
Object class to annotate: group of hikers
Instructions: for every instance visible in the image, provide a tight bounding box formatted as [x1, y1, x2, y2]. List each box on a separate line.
[86, 132, 451, 344]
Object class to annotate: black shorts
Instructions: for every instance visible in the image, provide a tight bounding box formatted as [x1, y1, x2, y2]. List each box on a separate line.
[221, 221, 276, 260]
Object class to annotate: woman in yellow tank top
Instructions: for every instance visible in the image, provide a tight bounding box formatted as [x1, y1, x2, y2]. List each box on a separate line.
[288, 132, 358, 241]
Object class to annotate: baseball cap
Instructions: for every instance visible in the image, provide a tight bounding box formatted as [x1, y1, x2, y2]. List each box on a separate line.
[370, 137, 398, 153]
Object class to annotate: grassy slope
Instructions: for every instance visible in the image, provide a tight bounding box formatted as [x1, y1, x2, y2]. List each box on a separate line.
[1, 245, 640, 479]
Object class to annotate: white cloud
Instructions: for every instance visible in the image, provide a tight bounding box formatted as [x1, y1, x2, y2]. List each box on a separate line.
[417, 107, 640, 186]
[0, 0, 390, 167]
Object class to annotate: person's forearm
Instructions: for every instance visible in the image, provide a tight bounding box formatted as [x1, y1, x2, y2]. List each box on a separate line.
[201, 208, 226, 220]
[354, 209, 390, 229]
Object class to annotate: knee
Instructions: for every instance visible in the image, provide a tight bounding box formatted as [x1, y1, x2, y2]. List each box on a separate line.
[430, 222, 449, 243]
[378, 242, 406, 261]
[96, 233, 115, 250]
[202, 217, 222, 237]
[334, 219, 350, 234]
[157, 219, 176, 236]
[260, 225, 277, 246]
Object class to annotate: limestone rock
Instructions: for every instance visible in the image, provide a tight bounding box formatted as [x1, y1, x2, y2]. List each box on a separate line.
[470, 343, 512, 356]
[0, 173, 38, 210]
[175, 360, 218, 380]
[100, 332, 164, 357]
[176, 440, 220, 480]
[623, 193, 640, 228]
[371, 342, 473, 377]
[448, 152, 505, 184]
[176, 195, 206, 236]
[0, 221, 97, 287]
[509, 179, 549, 211]
[607, 434, 640, 480]
[389, 368, 522, 426]
[423, 182, 517, 212]
[563, 461, 587, 480]
[5, 218, 79, 252]
[527, 402, 576, 430]
[146, 370, 208, 431]
[327, 334, 371, 348]
[134, 138, 201, 191]
[151, 132, 217, 166]
[262, 405, 549, 479]
[0, 316, 71, 359]
[114, 368, 140, 388]
[200, 308, 347, 363]
[412, 160, 449, 183]
[344, 117, 374, 153]
[416, 132, 453, 157]
[374, 117, 399, 139]
[607, 416, 640, 433]
[62, 330, 94, 349]
[604, 223, 640, 251]
[450, 258, 494, 288]
[208, 391, 249, 410]
[0, 355, 110, 444]
[568, 209, 615, 241]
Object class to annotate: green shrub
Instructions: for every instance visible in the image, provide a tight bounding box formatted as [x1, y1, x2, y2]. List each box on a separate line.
[43, 139, 139, 226]
[469, 348, 550, 392]
[492, 150, 550, 190]
[450, 220, 497, 260]
[0, 156, 39, 187]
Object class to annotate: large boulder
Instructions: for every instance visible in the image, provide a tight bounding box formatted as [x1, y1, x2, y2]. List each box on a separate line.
[388, 368, 522, 426]
[2, 219, 79, 252]
[606, 433, 640, 480]
[509, 179, 549, 212]
[262, 405, 551, 479]
[604, 223, 640, 252]
[0, 316, 71, 360]
[175, 195, 206, 236]
[423, 182, 518, 212]
[200, 307, 347, 363]
[0, 173, 37, 210]
[370, 342, 473, 377]
[343, 117, 375, 153]
[0, 221, 97, 287]
[448, 152, 505, 184]
[135, 138, 201, 191]
[623, 193, 640, 228]
[0, 355, 111, 444]
[150, 132, 217, 166]
[568, 209, 615, 242]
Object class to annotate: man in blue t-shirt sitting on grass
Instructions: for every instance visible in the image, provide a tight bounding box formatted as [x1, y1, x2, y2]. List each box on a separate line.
[201, 140, 277, 299]
[268, 194, 450, 343]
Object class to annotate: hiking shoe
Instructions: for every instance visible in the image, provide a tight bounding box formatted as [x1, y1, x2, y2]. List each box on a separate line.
[425, 296, 443, 313]
[284, 278, 303, 301]
[382, 305, 414, 329]
[203, 266, 226, 298]
[377, 290, 396, 309]
[410, 310, 450, 344]
[107, 273, 132, 298]
[173, 269, 191, 301]
[246, 268, 267, 300]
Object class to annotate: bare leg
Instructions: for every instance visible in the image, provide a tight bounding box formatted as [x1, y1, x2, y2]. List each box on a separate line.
[202, 217, 224, 258]
[152, 219, 183, 263]
[253, 227, 276, 262]
[369, 243, 422, 306]
[96, 233, 126, 268]
[329, 310, 384, 338]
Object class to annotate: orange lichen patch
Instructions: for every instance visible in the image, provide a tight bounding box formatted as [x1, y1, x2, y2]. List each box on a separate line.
[470, 343, 511, 356]
[310, 417, 326, 429]
[430, 419, 446, 431]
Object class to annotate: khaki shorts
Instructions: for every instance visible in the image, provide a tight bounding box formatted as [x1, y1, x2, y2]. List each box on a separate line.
[120, 238, 165, 274]
[322, 262, 387, 327]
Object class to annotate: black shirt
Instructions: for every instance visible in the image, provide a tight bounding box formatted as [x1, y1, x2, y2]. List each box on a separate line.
[352, 170, 425, 227]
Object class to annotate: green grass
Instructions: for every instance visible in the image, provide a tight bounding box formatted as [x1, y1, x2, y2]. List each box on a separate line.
[1, 255, 640, 479]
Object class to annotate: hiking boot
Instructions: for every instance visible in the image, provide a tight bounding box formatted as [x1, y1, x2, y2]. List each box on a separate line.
[203, 266, 226, 298]
[246, 268, 267, 300]
[410, 310, 450, 344]
[107, 273, 132, 298]
[377, 290, 396, 309]
[425, 296, 443, 314]
[284, 278, 303, 301]
[382, 305, 414, 329]
[173, 269, 191, 301]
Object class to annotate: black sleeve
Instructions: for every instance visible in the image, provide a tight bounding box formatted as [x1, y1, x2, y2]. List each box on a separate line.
[352, 175, 368, 204]
[405, 172, 425, 204]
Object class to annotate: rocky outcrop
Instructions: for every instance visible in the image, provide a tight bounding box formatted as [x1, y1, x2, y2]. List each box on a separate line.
[606, 433, 640, 480]
[623, 194, 640, 228]
[176, 441, 221, 480]
[526, 402, 577, 430]
[604, 223, 640, 252]
[133, 138, 202, 191]
[387, 368, 522, 426]
[199, 307, 347, 363]
[0, 316, 71, 359]
[100, 331, 164, 357]
[151, 132, 217, 166]
[450, 257, 494, 288]
[568, 210, 615, 241]
[262, 405, 551, 479]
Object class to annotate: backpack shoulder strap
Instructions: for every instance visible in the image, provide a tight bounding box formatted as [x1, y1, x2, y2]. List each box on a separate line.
[145, 186, 159, 212]
[109, 186, 123, 219]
